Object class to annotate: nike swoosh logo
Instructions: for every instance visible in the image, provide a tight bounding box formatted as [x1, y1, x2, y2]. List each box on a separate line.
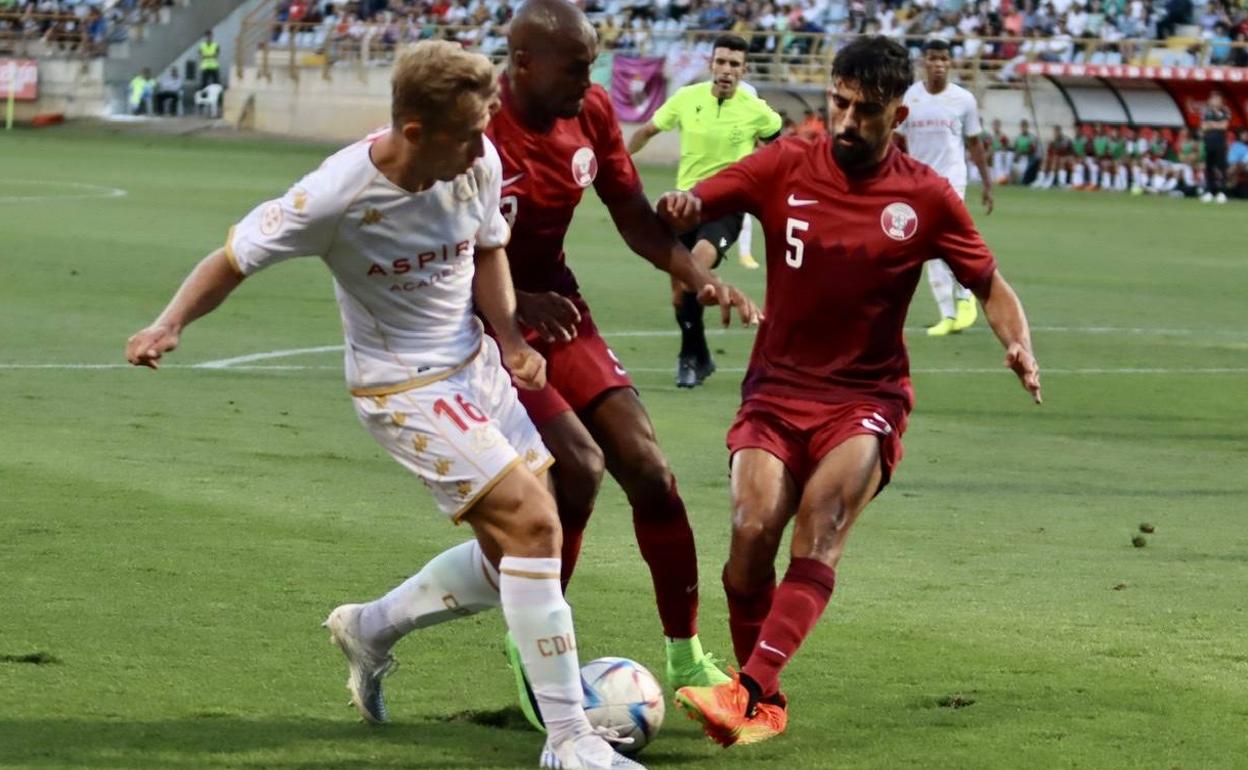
[787, 194, 817, 206]
[501, 173, 524, 187]
[685, 583, 698, 594]
[759, 640, 788, 658]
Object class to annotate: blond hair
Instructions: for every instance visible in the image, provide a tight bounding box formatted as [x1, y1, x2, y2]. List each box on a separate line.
[391, 40, 498, 128]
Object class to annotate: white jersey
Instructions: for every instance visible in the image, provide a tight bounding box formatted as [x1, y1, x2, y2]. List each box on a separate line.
[899, 80, 982, 193]
[227, 130, 510, 395]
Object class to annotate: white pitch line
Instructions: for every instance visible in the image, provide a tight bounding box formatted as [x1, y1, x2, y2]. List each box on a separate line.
[2, 363, 1246, 375]
[192, 345, 344, 369]
[629, 367, 1248, 375]
[188, 325, 1248, 369]
[0, 180, 128, 203]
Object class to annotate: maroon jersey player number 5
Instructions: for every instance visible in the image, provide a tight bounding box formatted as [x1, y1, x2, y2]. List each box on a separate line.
[658, 35, 1041, 750]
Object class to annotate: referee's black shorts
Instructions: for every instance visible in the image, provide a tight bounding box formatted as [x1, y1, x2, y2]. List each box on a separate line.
[679, 212, 744, 269]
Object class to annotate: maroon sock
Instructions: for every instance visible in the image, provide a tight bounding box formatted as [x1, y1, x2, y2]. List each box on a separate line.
[553, 475, 595, 593]
[742, 558, 836, 697]
[559, 527, 585, 592]
[723, 566, 776, 667]
[632, 478, 698, 638]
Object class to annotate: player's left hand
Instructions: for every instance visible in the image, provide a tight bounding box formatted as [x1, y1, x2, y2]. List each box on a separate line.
[502, 342, 547, 391]
[697, 281, 763, 327]
[656, 191, 701, 232]
[1005, 342, 1041, 404]
[982, 185, 995, 215]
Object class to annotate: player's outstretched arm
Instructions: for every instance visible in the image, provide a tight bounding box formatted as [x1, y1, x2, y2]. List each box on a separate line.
[626, 122, 661, 155]
[473, 245, 546, 390]
[125, 248, 244, 369]
[611, 191, 761, 327]
[974, 270, 1041, 404]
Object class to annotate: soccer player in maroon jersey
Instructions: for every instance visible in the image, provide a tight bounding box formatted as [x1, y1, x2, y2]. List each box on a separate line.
[658, 36, 1042, 747]
[488, 0, 760, 725]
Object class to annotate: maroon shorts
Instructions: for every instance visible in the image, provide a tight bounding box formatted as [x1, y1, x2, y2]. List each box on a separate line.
[726, 393, 908, 490]
[514, 297, 634, 427]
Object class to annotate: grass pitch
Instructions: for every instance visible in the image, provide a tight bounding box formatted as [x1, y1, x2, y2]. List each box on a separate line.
[2, 125, 1246, 769]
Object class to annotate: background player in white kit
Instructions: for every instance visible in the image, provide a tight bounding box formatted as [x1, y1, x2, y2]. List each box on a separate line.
[125, 41, 642, 770]
[897, 37, 994, 337]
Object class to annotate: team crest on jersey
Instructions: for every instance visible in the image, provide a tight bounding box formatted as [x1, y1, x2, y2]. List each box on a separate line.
[880, 202, 918, 241]
[260, 202, 284, 236]
[571, 146, 598, 187]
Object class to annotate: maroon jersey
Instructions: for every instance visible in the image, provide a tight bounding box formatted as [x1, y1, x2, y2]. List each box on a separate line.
[487, 78, 643, 296]
[693, 135, 998, 411]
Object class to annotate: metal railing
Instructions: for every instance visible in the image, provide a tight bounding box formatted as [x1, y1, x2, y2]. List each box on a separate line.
[0, 4, 173, 61]
[231, 17, 1248, 91]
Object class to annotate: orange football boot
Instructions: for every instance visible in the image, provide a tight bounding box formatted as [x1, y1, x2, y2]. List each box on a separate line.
[675, 671, 788, 747]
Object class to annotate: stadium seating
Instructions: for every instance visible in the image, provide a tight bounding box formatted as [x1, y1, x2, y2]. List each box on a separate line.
[228, 0, 1247, 91]
[0, 1, 176, 60]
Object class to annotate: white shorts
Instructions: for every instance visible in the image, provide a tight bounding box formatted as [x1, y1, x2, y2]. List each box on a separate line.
[354, 338, 554, 521]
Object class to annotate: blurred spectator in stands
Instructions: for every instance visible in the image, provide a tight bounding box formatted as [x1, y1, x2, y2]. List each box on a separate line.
[494, 0, 513, 26]
[154, 64, 182, 115]
[1232, 30, 1248, 66]
[1207, 21, 1232, 62]
[198, 30, 220, 88]
[1228, 129, 1248, 198]
[128, 66, 154, 115]
[1156, 0, 1191, 38]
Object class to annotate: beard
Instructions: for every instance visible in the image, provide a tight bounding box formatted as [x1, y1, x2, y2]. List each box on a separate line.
[831, 133, 878, 171]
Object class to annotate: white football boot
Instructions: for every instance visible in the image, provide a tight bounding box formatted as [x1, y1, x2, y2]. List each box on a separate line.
[539, 731, 646, 769]
[324, 603, 395, 724]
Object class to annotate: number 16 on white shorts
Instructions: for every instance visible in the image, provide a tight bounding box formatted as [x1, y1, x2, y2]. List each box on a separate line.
[354, 341, 553, 522]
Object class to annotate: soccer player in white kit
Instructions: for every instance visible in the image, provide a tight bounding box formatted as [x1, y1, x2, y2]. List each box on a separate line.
[897, 38, 995, 337]
[125, 41, 643, 770]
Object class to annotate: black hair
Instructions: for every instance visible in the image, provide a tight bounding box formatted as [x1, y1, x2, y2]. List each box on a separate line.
[922, 36, 952, 53]
[712, 34, 749, 54]
[830, 36, 913, 103]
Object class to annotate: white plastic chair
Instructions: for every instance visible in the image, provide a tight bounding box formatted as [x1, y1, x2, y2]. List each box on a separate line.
[195, 83, 223, 118]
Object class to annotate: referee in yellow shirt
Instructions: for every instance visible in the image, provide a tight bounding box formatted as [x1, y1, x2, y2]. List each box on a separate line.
[629, 34, 782, 388]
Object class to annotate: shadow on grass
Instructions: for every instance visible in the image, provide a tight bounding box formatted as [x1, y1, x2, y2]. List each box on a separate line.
[0, 713, 710, 769]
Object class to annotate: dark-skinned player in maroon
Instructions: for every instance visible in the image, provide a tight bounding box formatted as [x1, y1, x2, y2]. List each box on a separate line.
[488, 0, 762, 730]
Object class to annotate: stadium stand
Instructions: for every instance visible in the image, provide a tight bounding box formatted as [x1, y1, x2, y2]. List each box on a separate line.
[0, 1, 176, 59]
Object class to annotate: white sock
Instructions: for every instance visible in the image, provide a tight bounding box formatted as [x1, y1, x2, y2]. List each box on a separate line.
[739, 213, 753, 257]
[499, 556, 591, 745]
[358, 540, 500, 651]
[1058, 169, 1069, 187]
[1072, 166, 1084, 186]
[927, 259, 958, 319]
[1100, 170, 1112, 188]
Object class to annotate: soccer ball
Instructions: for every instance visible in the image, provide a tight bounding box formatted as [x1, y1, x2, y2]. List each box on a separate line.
[580, 657, 665, 754]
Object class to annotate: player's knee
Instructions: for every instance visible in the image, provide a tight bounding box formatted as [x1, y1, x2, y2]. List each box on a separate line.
[509, 495, 562, 556]
[617, 444, 673, 511]
[552, 440, 603, 530]
[557, 437, 605, 494]
[731, 506, 783, 546]
[794, 498, 854, 561]
[487, 473, 562, 557]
